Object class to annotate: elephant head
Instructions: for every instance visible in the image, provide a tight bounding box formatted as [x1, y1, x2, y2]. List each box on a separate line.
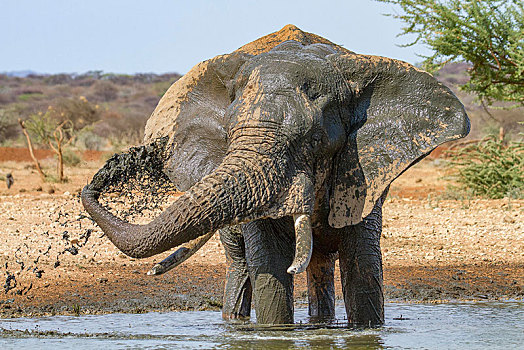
[82, 25, 469, 274]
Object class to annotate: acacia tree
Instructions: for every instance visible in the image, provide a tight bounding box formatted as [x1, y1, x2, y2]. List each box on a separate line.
[20, 96, 101, 182]
[377, 0, 524, 106]
[19, 118, 47, 181]
[24, 109, 75, 182]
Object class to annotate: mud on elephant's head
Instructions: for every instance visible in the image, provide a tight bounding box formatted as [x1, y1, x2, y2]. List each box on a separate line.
[82, 25, 469, 271]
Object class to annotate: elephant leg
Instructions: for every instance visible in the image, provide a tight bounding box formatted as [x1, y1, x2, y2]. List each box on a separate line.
[338, 191, 387, 326]
[243, 218, 295, 324]
[307, 250, 336, 320]
[219, 226, 252, 320]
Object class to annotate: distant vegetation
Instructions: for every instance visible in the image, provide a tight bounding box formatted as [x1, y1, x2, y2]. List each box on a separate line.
[0, 71, 181, 151]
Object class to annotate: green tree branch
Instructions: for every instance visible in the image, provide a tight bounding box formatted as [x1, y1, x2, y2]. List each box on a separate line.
[377, 0, 524, 106]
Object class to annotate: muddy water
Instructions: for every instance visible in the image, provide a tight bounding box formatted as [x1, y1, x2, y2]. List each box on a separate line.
[0, 302, 522, 349]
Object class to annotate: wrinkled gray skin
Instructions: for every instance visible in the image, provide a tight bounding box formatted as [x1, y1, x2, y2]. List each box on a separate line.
[82, 31, 470, 326]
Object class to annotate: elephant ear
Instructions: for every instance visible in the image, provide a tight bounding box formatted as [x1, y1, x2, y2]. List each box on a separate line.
[327, 53, 470, 228]
[144, 52, 250, 191]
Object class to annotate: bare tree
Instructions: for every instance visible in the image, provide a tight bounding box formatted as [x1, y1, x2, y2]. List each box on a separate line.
[24, 109, 76, 182]
[19, 119, 46, 181]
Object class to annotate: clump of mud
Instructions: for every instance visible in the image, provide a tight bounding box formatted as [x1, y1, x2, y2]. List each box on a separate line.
[89, 137, 179, 221]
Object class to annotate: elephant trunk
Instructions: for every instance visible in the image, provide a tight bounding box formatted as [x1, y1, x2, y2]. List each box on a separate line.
[81, 152, 287, 259]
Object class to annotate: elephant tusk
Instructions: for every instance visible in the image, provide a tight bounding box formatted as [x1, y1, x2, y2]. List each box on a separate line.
[147, 230, 215, 275]
[287, 214, 313, 275]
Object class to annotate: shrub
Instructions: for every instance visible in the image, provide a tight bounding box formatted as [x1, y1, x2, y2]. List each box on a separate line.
[18, 92, 44, 101]
[90, 80, 118, 102]
[62, 149, 81, 166]
[75, 127, 107, 150]
[0, 107, 20, 142]
[24, 110, 75, 182]
[53, 96, 101, 130]
[94, 110, 146, 146]
[0, 91, 16, 105]
[447, 137, 523, 199]
[44, 74, 73, 85]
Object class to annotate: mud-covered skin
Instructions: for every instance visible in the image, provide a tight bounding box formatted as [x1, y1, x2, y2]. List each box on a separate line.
[220, 191, 386, 325]
[242, 218, 296, 324]
[339, 189, 388, 326]
[82, 25, 470, 325]
[220, 226, 252, 320]
[307, 249, 337, 320]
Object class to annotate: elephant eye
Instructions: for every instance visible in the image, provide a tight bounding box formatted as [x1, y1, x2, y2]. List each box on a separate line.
[301, 81, 321, 100]
[311, 133, 322, 147]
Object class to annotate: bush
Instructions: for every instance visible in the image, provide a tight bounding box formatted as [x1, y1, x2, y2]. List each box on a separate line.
[62, 149, 81, 166]
[75, 128, 107, 150]
[53, 96, 101, 130]
[44, 74, 73, 85]
[0, 108, 20, 142]
[24, 110, 76, 182]
[0, 92, 16, 105]
[94, 110, 146, 146]
[447, 137, 523, 199]
[90, 81, 118, 102]
[18, 92, 44, 101]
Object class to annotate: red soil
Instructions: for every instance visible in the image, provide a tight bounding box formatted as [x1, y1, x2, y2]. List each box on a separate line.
[0, 147, 104, 162]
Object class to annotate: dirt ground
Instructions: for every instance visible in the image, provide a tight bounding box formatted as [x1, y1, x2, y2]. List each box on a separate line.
[0, 147, 522, 318]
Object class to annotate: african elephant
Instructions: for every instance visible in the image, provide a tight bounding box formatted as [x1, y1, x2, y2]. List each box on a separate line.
[81, 25, 470, 325]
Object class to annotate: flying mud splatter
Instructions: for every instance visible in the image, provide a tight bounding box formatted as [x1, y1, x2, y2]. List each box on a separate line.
[89, 137, 179, 221]
[2, 137, 179, 298]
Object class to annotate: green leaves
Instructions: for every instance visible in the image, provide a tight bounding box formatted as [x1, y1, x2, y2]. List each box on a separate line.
[448, 137, 523, 198]
[377, 0, 524, 106]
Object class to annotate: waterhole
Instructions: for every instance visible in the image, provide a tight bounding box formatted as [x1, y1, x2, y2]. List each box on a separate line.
[0, 302, 522, 349]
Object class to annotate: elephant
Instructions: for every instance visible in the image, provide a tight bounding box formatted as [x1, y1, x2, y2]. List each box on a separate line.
[81, 25, 470, 325]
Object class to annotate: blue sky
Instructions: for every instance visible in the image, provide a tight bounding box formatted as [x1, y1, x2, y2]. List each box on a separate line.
[0, 0, 431, 75]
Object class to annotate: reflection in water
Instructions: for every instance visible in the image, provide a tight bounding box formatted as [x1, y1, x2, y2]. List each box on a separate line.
[0, 302, 522, 349]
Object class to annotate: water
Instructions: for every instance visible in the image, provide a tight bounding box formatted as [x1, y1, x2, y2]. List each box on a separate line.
[0, 302, 522, 349]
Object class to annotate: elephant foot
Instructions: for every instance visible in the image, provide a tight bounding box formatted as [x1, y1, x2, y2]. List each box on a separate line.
[306, 251, 336, 321]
